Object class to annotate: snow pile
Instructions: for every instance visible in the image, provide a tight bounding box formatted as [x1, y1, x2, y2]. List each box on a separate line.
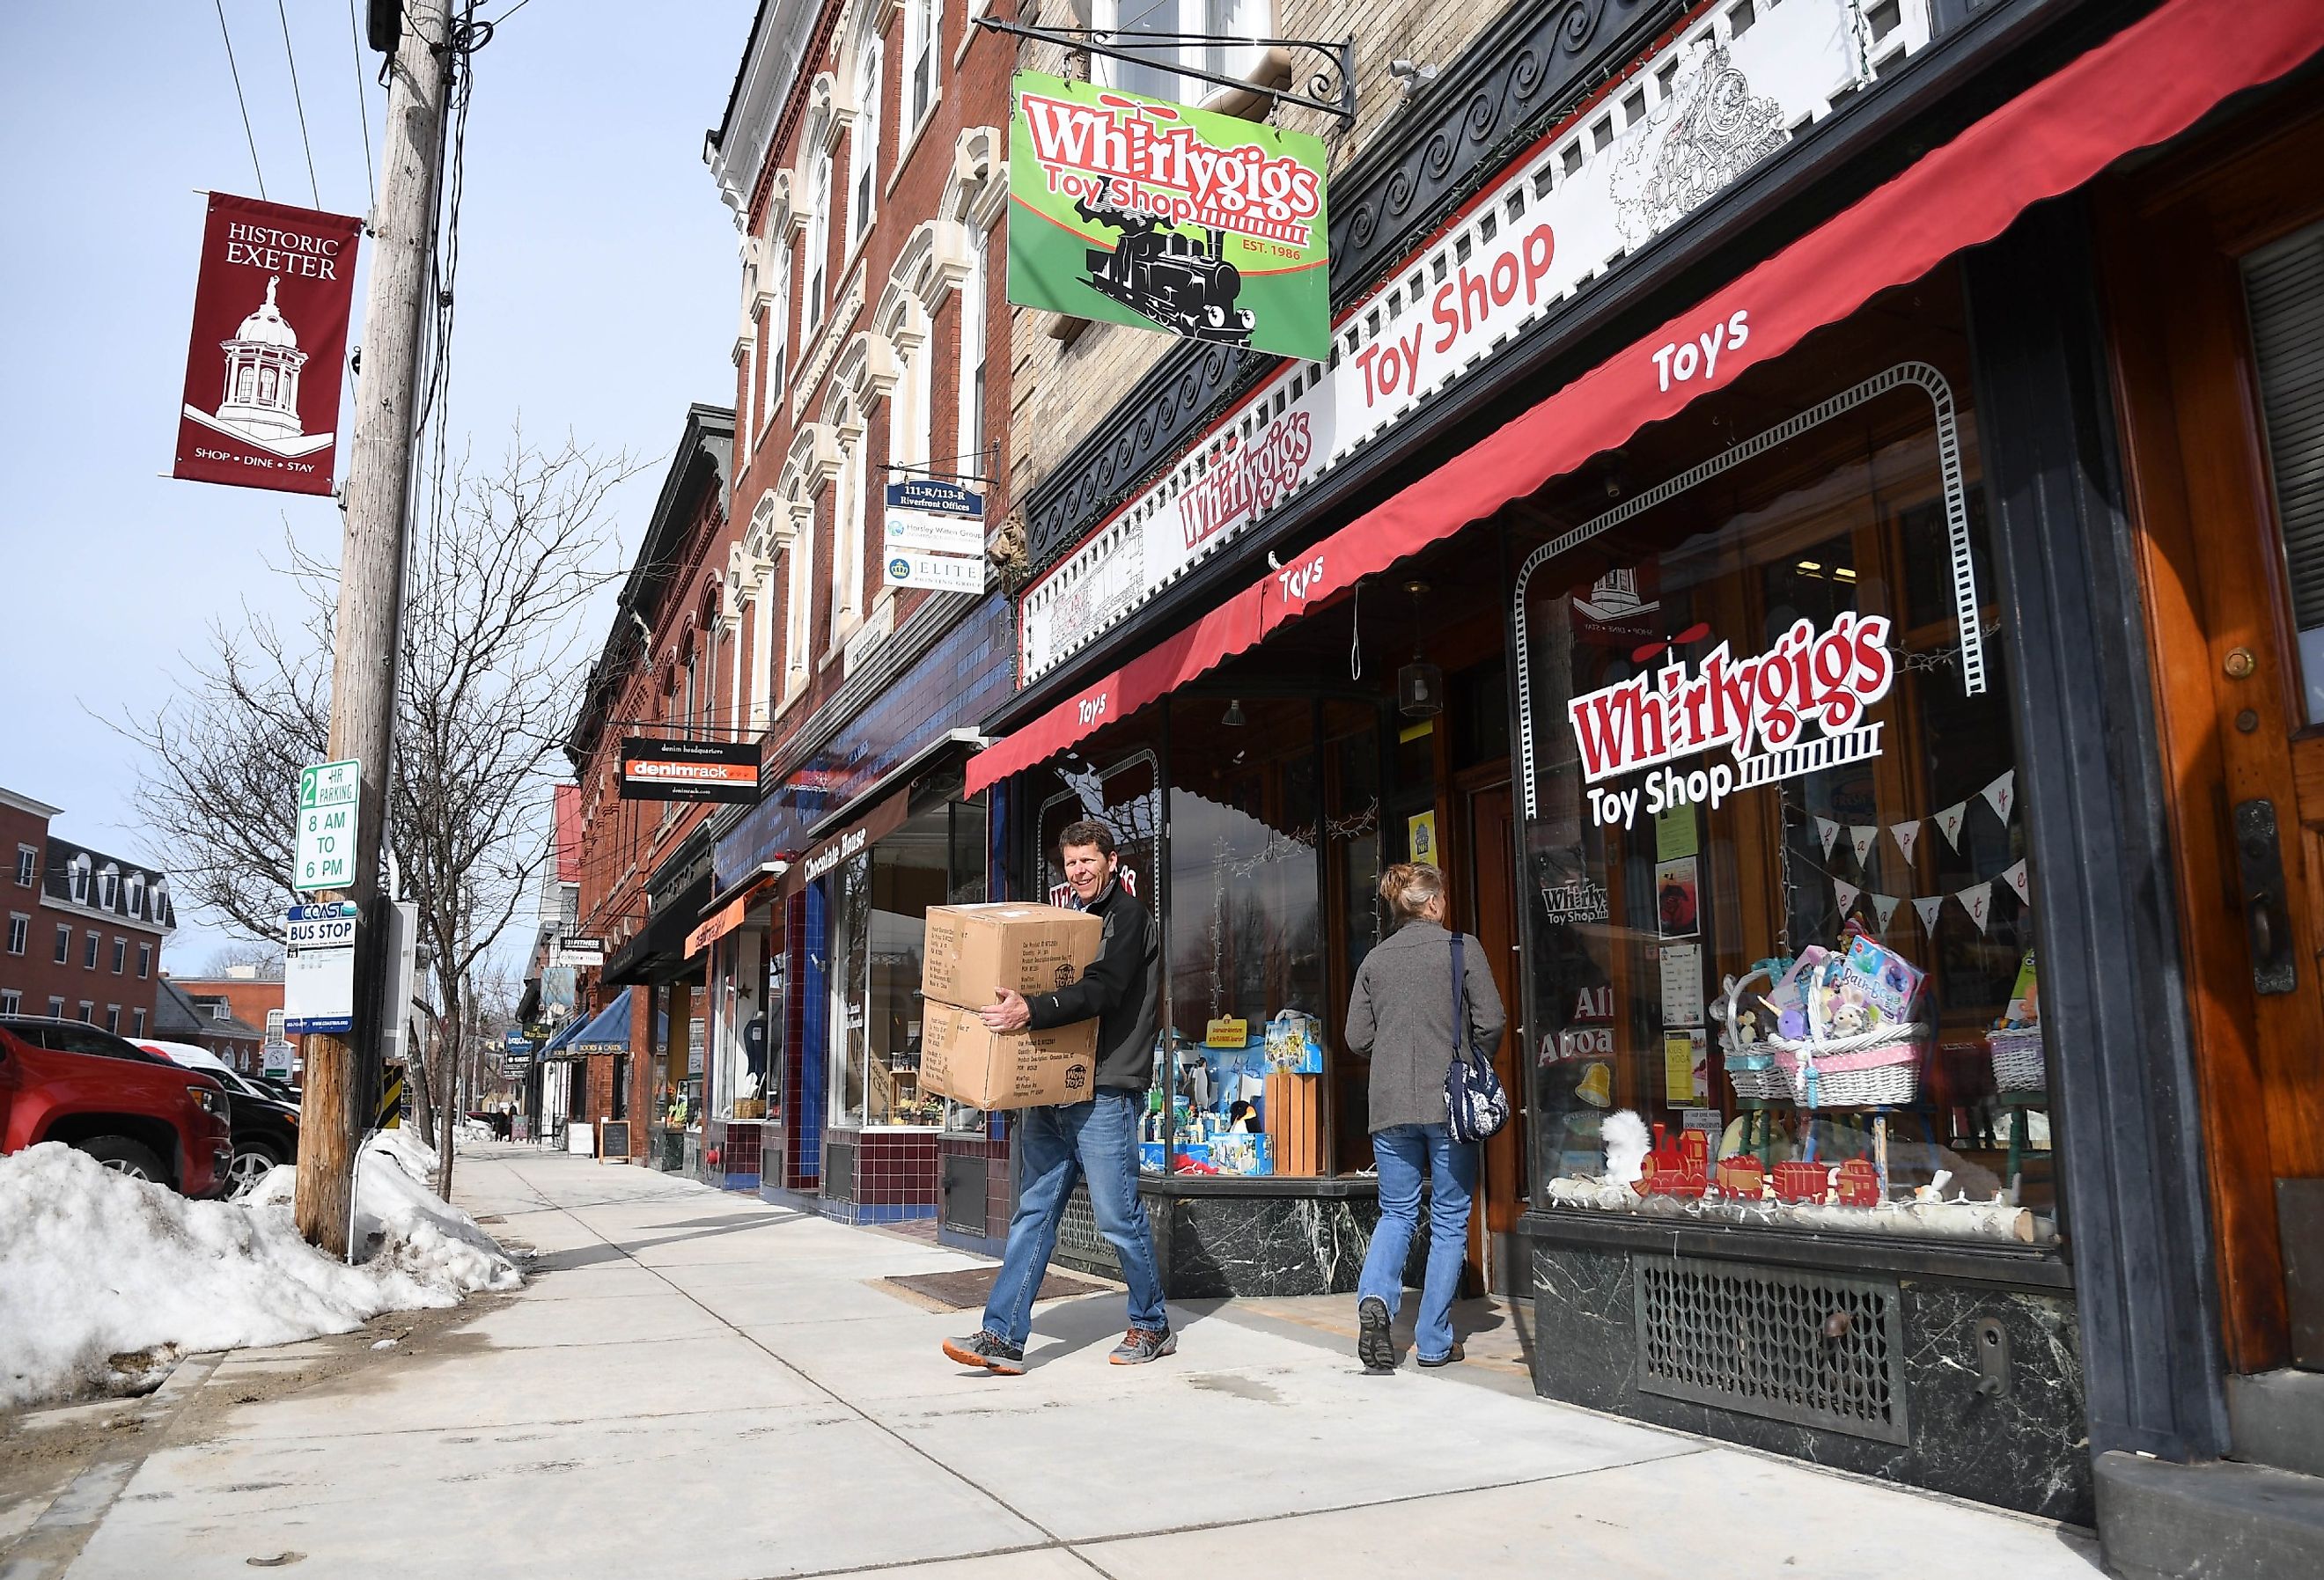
[0, 1132, 518, 1408]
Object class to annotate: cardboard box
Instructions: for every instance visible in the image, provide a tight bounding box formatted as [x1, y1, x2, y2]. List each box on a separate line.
[920, 1001, 1099, 1110]
[922, 903, 1104, 1009]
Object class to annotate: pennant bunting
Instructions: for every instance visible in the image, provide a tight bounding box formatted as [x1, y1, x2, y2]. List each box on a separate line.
[1957, 881, 1994, 934]
[1982, 770, 2017, 825]
[1833, 878, 1861, 916]
[1816, 816, 1841, 858]
[1935, 802, 1967, 849]
[1872, 893, 1901, 933]
[1889, 820, 1920, 863]
[1912, 895, 1946, 934]
[1849, 825, 1879, 866]
[2001, 858, 2031, 903]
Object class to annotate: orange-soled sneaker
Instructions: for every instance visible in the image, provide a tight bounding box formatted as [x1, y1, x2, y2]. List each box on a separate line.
[943, 1330, 1026, 1375]
[1108, 1326, 1177, 1364]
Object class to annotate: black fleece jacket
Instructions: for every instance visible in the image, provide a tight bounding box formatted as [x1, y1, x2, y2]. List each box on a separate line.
[1023, 880, 1158, 1093]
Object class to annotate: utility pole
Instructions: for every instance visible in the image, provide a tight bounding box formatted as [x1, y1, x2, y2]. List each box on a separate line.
[295, 0, 455, 1253]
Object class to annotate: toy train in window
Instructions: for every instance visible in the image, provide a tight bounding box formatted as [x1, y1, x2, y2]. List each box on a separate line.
[1073, 200, 1255, 345]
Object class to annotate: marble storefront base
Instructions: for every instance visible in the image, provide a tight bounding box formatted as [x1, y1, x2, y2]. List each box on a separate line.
[1526, 1221, 2092, 1525]
[1048, 1179, 1432, 1299]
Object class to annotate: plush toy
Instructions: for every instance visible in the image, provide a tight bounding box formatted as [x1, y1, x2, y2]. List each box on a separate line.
[1603, 1109, 1650, 1186]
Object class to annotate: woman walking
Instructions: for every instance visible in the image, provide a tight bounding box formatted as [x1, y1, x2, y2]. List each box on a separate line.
[1344, 862, 1506, 1371]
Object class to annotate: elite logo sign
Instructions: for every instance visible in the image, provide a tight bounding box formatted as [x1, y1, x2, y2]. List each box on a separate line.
[173, 193, 362, 496]
[1569, 613, 1894, 829]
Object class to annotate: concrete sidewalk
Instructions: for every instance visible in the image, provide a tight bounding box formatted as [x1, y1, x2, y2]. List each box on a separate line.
[31, 1143, 2106, 1578]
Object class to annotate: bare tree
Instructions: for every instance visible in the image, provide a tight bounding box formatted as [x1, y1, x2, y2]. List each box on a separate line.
[201, 942, 286, 980]
[122, 431, 637, 1199]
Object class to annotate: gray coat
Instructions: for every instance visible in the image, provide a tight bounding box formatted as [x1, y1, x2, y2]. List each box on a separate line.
[1343, 919, 1508, 1132]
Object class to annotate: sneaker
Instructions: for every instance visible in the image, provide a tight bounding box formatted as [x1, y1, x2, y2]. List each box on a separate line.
[1357, 1296, 1396, 1372]
[942, 1330, 1026, 1376]
[1108, 1326, 1178, 1364]
[1417, 1342, 1466, 1369]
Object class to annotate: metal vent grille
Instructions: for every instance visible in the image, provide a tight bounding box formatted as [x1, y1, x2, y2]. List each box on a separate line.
[942, 1156, 987, 1235]
[1633, 1254, 1908, 1444]
[821, 1137, 856, 1204]
[1054, 1183, 1119, 1274]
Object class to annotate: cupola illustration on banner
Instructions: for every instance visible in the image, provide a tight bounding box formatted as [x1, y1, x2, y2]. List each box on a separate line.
[184, 278, 331, 459]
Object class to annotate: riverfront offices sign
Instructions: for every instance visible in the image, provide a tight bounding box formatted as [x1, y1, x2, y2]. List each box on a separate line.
[1006, 70, 1330, 364]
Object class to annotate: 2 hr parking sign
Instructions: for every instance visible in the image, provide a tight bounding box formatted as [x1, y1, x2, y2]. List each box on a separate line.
[294, 759, 361, 893]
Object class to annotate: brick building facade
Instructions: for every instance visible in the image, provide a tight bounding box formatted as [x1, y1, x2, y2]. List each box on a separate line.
[0, 786, 173, 1035]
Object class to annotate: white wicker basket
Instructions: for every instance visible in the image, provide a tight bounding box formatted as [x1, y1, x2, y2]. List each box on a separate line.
[1712, 970, 1791, 1102]
[1987, 1025, 2046, 1091]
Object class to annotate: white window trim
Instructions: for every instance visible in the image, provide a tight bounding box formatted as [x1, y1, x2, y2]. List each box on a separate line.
[805, 150, 834, 340]
[850, 43, 882, 251]
[15, 845, 36, 886]
[1096, 0, 1273, 102]
[959, 227, 988, 468]
[0, 990, 19, 1015]
[905, 0, 942, 135]
[783, 501, 816, 701]
[763, 245, 791, 433]
[131, 1006, 146, 1035]
[67, 856, 88, 904]
[830, 423, 868, 643]
[6, 913, 25, 956]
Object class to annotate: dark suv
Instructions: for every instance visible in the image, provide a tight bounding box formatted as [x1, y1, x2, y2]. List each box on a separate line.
[0, 1016, 234, 1196]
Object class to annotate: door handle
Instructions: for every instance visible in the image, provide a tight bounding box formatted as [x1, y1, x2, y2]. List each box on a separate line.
[2232, 797, 2298, 996]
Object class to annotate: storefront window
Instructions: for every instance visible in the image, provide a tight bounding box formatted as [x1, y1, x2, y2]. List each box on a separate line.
[828, 803, 987, 1129]
[713, 929, 778, 1121]
[1518, 276, 2053, 1243]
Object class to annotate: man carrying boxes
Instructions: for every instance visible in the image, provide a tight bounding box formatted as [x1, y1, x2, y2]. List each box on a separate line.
[932, 819, 1173, 1375]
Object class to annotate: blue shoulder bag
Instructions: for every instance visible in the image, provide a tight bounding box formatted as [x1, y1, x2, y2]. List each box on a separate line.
[1444, 937, 1511, 1144]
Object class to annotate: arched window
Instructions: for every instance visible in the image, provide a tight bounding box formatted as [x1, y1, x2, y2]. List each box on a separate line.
[258, 366, 278, 403]
[906, 0, 940, 125]
[784, 500, 815, 694]
[126, 874, 145, 918]
[98, 864, 118, 910]
[960, 227, 988, 466]
[805, 149, 832, 337]
[235, 364, 256, 404]
[851, 45, 881, 249]
[765, 242, 791, 424]
[68, 855, 89, 904]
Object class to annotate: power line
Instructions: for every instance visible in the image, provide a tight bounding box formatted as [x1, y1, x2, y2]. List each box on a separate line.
[276, 0, 322, 208]
[347, 0, 378, 211]
[211, 0, 268, 200]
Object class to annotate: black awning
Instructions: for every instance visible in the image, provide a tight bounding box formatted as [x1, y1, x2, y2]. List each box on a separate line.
[600, 871, 714, 987]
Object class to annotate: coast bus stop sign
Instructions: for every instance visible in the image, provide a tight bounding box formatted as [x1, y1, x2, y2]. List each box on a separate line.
[295, 760, 360, 893]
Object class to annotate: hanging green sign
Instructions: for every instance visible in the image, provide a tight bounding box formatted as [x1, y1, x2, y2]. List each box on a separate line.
[1006, 70, 1330, 363]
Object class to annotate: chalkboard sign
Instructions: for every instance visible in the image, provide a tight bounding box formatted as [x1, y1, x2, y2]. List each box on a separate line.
[599, 1120, 630, 1159]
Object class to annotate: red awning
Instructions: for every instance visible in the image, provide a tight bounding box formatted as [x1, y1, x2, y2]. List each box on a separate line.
[967, 0, 2324, 799]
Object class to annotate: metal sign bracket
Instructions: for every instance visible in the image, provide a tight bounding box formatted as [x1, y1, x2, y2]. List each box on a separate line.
[975, 18, 1357, 126]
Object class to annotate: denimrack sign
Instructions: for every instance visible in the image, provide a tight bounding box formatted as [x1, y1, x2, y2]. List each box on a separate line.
[1007, 70, 1328, 363]
[173, 193, 363, 496]
[617, 738, 761, 804]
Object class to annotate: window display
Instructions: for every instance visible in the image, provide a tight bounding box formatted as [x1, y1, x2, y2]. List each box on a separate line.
[1516, 276, 2053, 1242]
[827, 802, 989, 1129]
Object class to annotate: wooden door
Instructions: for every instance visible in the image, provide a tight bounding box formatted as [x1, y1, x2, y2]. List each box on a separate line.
[1463, 778, 1525, 1290]
[2103, 107, 2324, 1373]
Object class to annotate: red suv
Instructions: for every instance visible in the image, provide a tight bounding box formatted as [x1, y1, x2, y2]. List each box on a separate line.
[0, 1016, 234, 1197]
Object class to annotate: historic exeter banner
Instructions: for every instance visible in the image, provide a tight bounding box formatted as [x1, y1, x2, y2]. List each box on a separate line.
[173, 193, 363, 496]
[1006, 70, 1328, 363]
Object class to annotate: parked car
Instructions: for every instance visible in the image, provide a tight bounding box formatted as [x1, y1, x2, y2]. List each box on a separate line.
[0, 1016, 233, 1196]
[139, 1039, 299, 1195]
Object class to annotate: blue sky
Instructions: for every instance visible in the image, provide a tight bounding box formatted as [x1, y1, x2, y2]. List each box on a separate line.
[0, 0, 754, 972]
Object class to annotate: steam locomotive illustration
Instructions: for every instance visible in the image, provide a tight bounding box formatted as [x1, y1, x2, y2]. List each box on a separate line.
[1073, 198, 1255, 345]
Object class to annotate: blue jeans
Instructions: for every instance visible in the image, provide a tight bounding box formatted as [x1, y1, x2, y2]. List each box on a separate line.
[982, 1090, 1166, 1347]
[1357, 1123, 1478, 1362]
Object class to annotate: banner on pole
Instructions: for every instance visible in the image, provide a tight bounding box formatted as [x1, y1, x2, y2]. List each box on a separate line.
[1006, 70, 1329, 362]
[173, 193, 363, 496]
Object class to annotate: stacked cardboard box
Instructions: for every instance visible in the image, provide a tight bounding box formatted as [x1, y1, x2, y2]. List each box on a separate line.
[918, 903, 1104, 1109]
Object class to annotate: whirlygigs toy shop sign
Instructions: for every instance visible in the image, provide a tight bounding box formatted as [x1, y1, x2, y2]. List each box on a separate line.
[1570, 614, 1894, 830]
[1006, 70, 1328, 363]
